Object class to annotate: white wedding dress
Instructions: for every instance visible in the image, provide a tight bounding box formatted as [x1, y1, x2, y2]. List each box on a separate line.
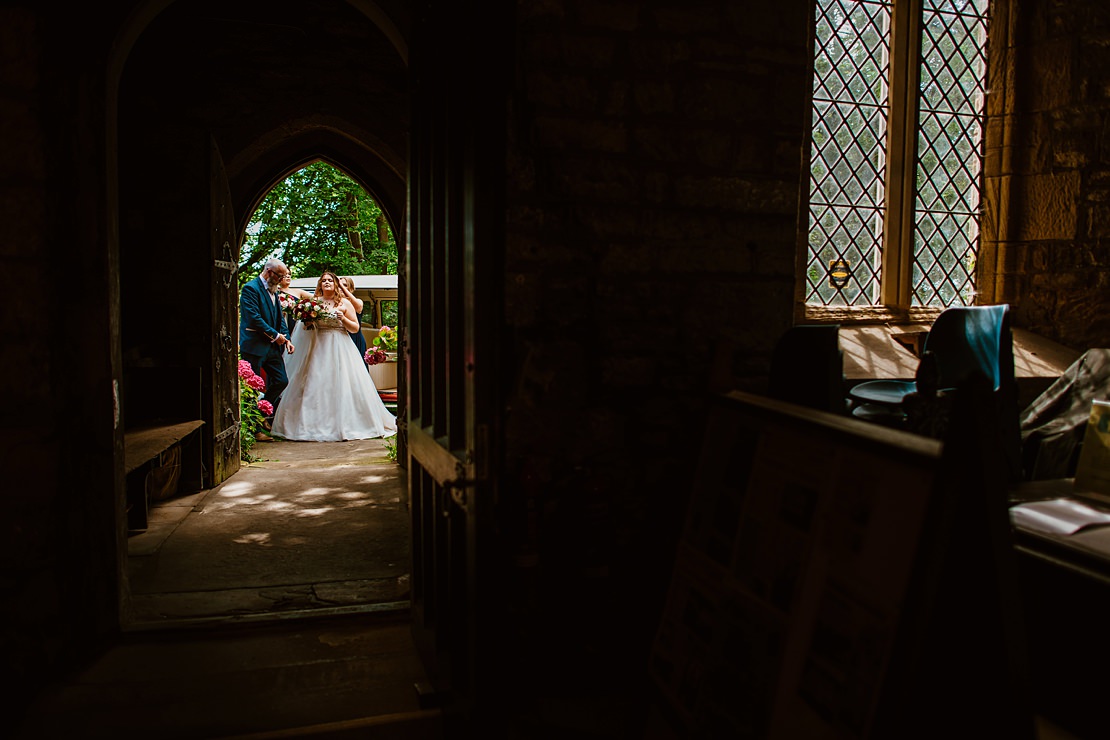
[272, 314, 397, 442]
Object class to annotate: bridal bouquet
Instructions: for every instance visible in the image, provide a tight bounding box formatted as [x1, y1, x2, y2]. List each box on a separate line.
[291, 295, 337, 327]
[277, 291, 298, 315]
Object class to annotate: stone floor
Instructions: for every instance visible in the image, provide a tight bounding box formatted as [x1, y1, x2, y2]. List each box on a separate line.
[127, 437, 411, 625]
[14, 438, 1085, 739]
[16, 438, 441, 739]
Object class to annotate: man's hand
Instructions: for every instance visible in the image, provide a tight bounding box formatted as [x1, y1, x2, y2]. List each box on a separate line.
[275, 333, 287, 346]
[286, 341, 295, 355]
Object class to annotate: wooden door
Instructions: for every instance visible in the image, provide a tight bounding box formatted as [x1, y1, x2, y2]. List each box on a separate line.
[407, 1, 509, 732]
[118, 125, 240, 489]
[208, 138, 241, 485]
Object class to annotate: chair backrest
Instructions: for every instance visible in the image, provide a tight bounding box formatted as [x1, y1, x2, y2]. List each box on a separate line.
[768, 324, 845, 413]
[923, 304, 1022, 482]
[923, 304, 1011, 391]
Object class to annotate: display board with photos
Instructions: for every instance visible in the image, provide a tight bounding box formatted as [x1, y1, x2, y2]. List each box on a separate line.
[649, 389, 1012, 739]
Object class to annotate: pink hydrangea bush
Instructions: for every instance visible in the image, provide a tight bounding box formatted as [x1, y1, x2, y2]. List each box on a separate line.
[238, 357, 270, 459]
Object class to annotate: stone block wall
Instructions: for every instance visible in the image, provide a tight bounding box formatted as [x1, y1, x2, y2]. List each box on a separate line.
[983, 0, 1110, 349]
[0, 4, 124, 720]
[500, 0, 811, 699]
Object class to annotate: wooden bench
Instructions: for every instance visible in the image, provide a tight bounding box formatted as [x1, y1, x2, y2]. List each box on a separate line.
[124, 420, 204, 534]
[122, 365, 206, 533]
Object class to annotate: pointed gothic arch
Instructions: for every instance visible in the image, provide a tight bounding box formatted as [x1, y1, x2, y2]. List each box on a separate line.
[230, 131, 406, 246]
[106, 0, 414, 629]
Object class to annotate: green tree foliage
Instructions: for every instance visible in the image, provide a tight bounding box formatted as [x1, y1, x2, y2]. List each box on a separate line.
[238, 161, 397, 287]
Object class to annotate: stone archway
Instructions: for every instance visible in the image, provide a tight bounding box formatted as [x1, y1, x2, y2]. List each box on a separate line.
[109, 0, 412, 627]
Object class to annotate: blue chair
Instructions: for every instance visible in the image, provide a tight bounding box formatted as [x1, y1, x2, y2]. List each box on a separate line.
[848, 304, 1013, 424]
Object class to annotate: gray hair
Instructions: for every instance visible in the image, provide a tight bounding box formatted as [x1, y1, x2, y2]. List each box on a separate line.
[263, 258, 286, 275]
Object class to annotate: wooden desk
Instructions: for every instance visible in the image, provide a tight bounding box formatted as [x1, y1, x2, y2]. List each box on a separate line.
[1009, 478, 1110, 738]
[839, 324, 921, 382]
[1011, 478, 1110, 583]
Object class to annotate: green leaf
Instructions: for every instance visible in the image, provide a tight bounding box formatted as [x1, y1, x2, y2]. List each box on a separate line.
[240, 161, 398, 286]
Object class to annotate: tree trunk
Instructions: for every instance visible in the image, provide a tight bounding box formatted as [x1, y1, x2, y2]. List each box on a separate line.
[346, 191, 364, 259]
[348, 229, 364, 259]
[377, 212, 389, 247]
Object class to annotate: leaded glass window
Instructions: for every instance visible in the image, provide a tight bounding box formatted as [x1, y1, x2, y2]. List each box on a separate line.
[805, 0, 990, 309]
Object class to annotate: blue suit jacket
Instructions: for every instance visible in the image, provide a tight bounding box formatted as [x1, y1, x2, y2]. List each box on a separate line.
[239, 276, 288, 357]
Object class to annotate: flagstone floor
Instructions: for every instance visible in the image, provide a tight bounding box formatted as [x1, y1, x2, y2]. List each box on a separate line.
[16, 438, 439, 739]
[127, 437, 410, 625]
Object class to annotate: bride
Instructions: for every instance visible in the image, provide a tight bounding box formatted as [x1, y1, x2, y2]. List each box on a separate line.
[272, 271, 397, 442]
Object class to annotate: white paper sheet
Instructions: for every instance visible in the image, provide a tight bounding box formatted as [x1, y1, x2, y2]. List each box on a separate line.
[1010, 497, 1110, 537]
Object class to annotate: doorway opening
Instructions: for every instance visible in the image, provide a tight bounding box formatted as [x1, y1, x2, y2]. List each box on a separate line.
[123, 161, 408, 629]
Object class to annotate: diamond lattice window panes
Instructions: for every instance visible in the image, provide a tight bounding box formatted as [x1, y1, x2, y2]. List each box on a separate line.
[805, 0, 990, 310]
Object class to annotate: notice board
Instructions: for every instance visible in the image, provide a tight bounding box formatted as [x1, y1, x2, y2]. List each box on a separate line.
[650, 388, 1033, 739]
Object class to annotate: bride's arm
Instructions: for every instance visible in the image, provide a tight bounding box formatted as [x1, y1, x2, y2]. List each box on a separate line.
[338, 301, 360, 333]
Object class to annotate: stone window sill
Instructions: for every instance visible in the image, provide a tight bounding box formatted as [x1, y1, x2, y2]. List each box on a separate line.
[840, 324, 1081, 409]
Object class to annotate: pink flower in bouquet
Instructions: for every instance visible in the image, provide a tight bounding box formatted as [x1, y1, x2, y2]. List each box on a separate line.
[278, 292, 297, 312]
[246, 373, 266, 391]
[257, 399, 273, 416]
[364, 347, 387, 366]
[238, 360, 254, 379]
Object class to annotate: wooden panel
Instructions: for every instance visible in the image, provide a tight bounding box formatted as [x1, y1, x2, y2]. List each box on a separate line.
[409, 424, 465, 487]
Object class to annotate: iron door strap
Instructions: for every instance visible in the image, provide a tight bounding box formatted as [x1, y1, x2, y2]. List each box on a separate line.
[216, 241, 237, 287]
[214, 422, 239, 442]
[446, 429, 488, 511]
[446, 461, 479, 512]
[409, 425, 483, 513]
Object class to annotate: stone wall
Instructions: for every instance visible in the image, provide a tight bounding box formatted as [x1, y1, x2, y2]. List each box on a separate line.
[0, 3, 125, 719]
[983, 0, 1110, 348]
[499, 0, 811, 708]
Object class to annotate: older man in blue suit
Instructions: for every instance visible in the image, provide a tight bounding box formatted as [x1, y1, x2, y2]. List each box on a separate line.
[240, 258, 296, 439]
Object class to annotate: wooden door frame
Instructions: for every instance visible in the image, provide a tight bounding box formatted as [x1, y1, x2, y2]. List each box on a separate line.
[405, 0, 511, 731]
